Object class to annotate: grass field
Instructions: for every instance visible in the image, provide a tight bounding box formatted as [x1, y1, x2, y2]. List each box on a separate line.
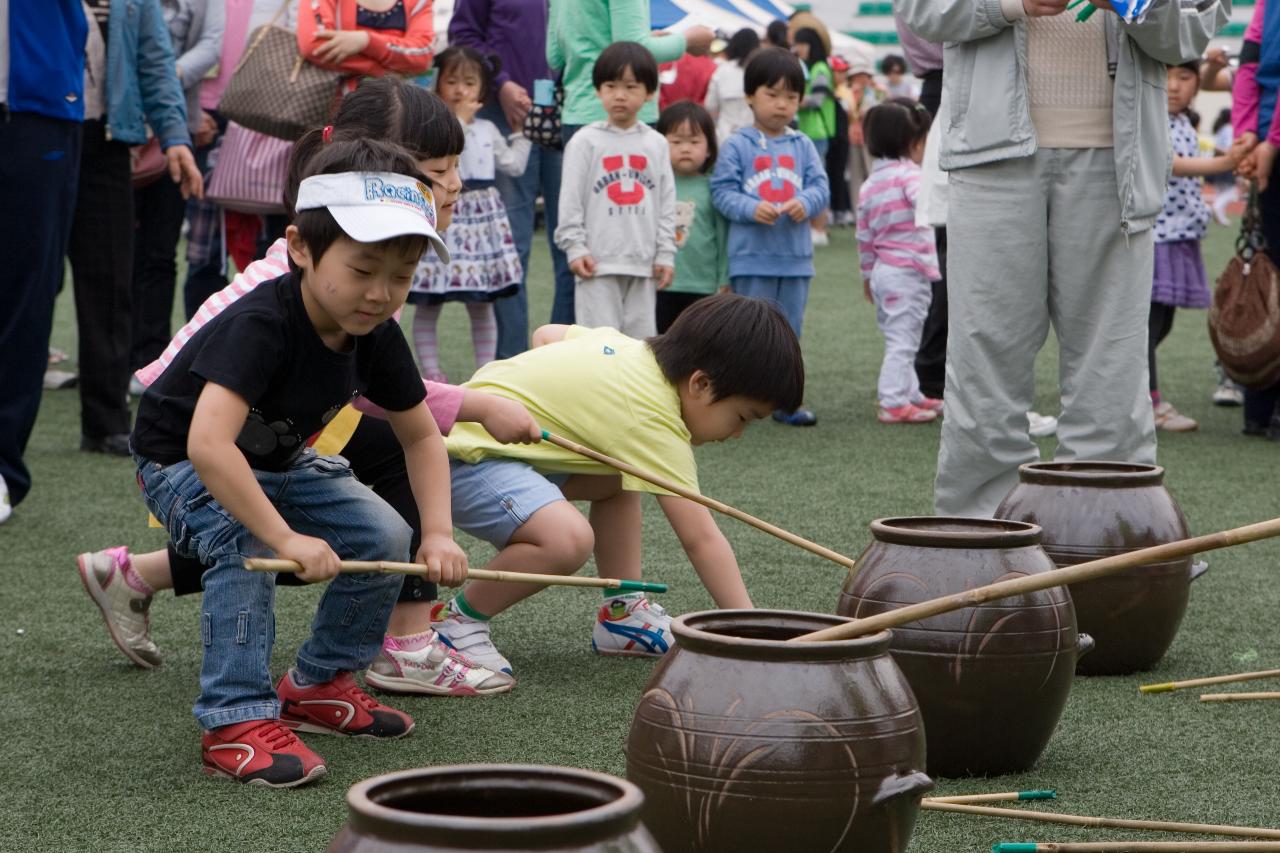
[3, 221, 1279, 852]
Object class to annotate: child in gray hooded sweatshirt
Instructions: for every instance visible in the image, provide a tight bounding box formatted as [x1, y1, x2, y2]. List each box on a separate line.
[556, 41, 677, 338]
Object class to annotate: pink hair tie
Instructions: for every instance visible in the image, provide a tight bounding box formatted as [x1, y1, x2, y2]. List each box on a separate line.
[322, 125, 334, 143]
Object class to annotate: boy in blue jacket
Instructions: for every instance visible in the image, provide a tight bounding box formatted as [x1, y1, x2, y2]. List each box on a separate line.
[711, 47, 829, 426]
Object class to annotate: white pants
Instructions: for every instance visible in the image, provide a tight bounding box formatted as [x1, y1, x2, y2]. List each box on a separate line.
[935, 148, 1157, 517]
[575, 274, 657, 338]
[871, 264, 932, 409]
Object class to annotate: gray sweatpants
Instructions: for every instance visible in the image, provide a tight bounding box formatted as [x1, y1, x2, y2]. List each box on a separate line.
[935, 148, 1157, 517]
[575, 274, 657, 338]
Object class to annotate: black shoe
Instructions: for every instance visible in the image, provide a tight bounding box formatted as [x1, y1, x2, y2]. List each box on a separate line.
[81, 434, 131, 456]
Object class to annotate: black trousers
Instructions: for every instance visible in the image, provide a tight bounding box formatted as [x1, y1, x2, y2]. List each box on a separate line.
[0, 111, 82, 506]
[1244, 177, 1280, 428]
[169, 415, 439, 604]
[131, 175, 187, 371]
[656, 290, 710, 333]
[919, 70, 943, 118]
[827, 103, 852, 216]
[67, 120, 135, 438]
[1148, 302, 1176, 393]
[914, 226, 948, 399]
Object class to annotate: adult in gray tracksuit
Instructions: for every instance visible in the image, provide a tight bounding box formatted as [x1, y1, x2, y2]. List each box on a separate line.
[899, 0, 1227, 517]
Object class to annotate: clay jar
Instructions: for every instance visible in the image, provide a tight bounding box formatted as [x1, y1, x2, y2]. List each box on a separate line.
[327, 765, 660, 852]
[995, 461, 1202, 676]
[626, 609, 933, 853]
[836, 517, 1089, 778]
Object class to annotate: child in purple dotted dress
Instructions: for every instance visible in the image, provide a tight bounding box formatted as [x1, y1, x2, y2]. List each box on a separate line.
[1148, 61, 1243, 432]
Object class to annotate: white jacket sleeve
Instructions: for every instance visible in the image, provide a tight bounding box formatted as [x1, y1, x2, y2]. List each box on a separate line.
[899, 0, 1020, 44]
[1123, 0, 1229, 66]
[493, 127, 533, 176]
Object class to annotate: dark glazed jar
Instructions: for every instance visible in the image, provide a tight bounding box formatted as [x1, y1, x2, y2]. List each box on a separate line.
[836, 517, 1090, 778]
[995, 461, 1203, 676]
[327, 765, 661, 852]
[626, 609, 932, 853]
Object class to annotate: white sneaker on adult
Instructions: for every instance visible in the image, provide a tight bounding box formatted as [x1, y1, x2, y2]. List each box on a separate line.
[0, 474, 11, 524]
[1027, 411, 1058, 438]
[1212, 380, 1244, 407]
[429, 599, 513, 675]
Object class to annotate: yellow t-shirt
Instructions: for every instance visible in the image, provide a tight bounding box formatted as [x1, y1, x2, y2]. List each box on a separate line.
[445, 326, 698, 495]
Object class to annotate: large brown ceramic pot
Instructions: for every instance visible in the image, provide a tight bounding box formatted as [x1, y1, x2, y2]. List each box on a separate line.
[836, 517, 1091, 778]
[626, 609, 932, 853]
[327, 765, 661, 852]
[995, 461, 1204, 676]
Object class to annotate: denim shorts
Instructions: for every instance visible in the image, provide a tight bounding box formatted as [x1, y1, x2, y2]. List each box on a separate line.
[449, 457, 569, 548]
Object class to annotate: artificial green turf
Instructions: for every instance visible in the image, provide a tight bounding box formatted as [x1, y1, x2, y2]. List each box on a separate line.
[3, 222, 1278, 852]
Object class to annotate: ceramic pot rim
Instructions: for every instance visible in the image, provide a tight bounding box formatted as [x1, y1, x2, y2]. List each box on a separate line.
[672, 609, 893, 660]
[869, 516, 1042, 549]
[1017, 460, 1165, 487]
[345, 764, 645, 843]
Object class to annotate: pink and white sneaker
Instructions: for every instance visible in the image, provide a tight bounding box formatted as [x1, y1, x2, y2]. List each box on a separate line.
[878, 403, 939, 424]
[364, 630, 514, 696]
[913, 396, 944, 413]
[77, 546, 161, 668]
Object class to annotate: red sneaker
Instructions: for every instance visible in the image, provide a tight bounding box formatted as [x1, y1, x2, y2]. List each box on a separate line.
[914, 396, 944, 413]
[201, 719, 327, 788]
[277, 671, 415, 738]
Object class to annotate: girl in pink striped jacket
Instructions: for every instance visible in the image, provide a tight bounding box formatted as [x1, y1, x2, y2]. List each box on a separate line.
[856, 98, 941, 425]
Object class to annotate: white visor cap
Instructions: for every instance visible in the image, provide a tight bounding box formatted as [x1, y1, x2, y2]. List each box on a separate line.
[295, 171, 449, 264]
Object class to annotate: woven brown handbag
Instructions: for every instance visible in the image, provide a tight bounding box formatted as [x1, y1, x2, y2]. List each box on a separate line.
[1208, 181, 1280, 390]
[217, 1, 343, 142]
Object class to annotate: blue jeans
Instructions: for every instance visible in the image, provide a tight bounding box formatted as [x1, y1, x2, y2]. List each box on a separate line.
[135, 449, 409, 730]
[730, 276, 812, 340]
[483, 104, 576, 354]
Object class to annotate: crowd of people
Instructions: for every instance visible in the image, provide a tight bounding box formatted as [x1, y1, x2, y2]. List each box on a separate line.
[1, 0, 1277, 788]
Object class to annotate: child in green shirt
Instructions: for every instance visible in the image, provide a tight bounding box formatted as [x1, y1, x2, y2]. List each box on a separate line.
[655, 101, 729, 332]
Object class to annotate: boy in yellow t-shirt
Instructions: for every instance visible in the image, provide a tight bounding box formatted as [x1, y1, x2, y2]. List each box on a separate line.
[432, 293, 804, 676]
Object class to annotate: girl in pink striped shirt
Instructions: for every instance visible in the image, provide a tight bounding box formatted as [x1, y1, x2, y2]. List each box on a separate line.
[856, 98, 941, 424]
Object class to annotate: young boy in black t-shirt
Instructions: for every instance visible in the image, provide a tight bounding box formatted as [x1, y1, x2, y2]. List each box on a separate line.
[130, 140, 465, 788]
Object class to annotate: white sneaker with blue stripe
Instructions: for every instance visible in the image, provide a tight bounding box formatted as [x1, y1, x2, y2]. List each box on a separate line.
[592, 595, 673, 658]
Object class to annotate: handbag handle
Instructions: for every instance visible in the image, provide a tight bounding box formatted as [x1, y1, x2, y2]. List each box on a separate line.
[234, 0, 294, 75]
[1238, 179, 1268, 263]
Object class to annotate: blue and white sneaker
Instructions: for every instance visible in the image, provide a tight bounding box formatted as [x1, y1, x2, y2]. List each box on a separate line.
[592, 595, 673, 658]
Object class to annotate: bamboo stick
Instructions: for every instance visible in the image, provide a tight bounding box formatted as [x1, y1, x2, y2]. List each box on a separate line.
[993, 840, 1280, 845]
[1200, 692, 1280, 702]
[244, 558, 668, 593]
[926, 790, 1057, 804]
[541, 430, 859, 570]
[921, 801, 1280, 840]
[788, 516, 1280, 643]
[1141, 669, 1280, 694]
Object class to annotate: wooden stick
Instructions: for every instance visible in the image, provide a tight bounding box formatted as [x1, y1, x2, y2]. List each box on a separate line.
[993, 844, 1280, 852]
[244, 558, 668, 593]
[789, 516, 1280, 643]
[1141, 669, 1280, 694]
[926, 790, 1057, 804]
[922, 802, 1280, 840]
[1200, 692, 1280, 702]
[541, 430, 859, 571]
